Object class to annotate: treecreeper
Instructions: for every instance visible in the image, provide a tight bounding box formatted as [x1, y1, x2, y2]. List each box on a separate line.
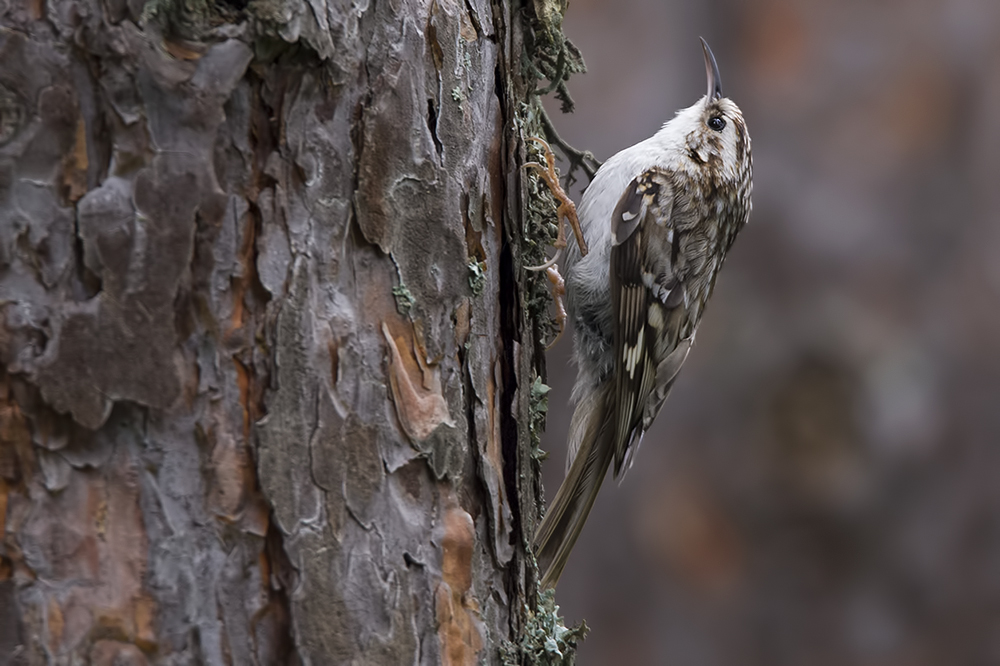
[532, 38, 753, 589]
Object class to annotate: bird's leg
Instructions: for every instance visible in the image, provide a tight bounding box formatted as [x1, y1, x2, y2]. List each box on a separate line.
[523, 137, 581, 347]
[544, 265, 567, 348]
[524, 137, 589, 260]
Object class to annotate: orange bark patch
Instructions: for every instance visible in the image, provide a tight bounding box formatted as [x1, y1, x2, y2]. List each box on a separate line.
[211, 359, 270, 534]
[75, 451, 154, 649]
[17, 447, 158, 657]
[133, 594, 157, 651]
[228, 205, 257, 334]
[0, 377, 36, 581]
[442, 507, 474, 593]
[234, 358, 252, 439]
[436, 505, 482, 666]
[0, 379, 34, 484]
[479, 360, 512, 562]
[459, 8, 478, 42]
[485, 361, 504, 491]
[382, 322, 455, 442]
[453, 299, 470, 350]
[207, 367, 270, 530]
[48, 596, 65, 653]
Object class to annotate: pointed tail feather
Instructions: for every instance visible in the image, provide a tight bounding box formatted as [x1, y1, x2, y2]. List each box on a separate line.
[533, 382, 614, 589]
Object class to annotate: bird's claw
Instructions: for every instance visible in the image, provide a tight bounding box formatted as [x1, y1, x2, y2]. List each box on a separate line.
[544, 265, 567, 349]
[523, 136, 581, 349]
[524, 248, 562, 272]
[523, 137, 589, 259]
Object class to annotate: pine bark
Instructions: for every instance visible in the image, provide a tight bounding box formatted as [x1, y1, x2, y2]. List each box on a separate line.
[0, 0, 552, 662]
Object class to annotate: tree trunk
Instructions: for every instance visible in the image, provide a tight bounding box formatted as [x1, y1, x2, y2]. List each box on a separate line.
[0, 0, 571, 662]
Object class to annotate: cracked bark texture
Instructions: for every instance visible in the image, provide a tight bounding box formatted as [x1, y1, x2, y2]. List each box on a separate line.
[0, 0, 546, 662]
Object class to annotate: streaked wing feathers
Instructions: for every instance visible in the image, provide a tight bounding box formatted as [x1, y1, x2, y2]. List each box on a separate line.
[609, 168, 687, 477]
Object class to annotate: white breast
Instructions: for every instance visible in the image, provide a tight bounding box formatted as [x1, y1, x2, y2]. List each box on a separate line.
[568, 101, 704, 303]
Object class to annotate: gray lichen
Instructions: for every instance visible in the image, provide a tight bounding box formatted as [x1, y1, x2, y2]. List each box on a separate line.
[499, 588, 588, 666]
[392, 283, 416, 316]
[529, 375, 550, 461]
[467, 258, 487, 296]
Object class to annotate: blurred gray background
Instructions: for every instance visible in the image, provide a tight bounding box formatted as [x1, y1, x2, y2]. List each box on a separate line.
[539, 0, 1000, 663]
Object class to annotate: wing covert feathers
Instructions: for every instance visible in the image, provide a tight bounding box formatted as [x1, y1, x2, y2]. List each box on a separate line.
[609, 169, 676, 476]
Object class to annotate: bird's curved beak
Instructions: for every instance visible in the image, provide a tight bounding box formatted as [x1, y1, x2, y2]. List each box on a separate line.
[700, 37, 723, 100]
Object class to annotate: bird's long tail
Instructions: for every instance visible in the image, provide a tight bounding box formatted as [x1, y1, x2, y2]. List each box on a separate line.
[533, 381, 615, 589]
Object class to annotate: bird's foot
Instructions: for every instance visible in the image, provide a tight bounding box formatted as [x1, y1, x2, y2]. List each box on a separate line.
[523, 137, 588, 272]
[544, 265, 567, 348]
[523, 137, 578, 348]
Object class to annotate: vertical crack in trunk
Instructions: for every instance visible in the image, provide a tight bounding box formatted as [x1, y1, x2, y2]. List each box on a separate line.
[498, 237, 523, 549]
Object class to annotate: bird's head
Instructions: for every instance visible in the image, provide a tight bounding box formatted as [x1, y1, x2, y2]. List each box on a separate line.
[662, 39, 752, 192]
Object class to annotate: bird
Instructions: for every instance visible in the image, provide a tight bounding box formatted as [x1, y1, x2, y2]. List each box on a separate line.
[532, 38, 753, 589]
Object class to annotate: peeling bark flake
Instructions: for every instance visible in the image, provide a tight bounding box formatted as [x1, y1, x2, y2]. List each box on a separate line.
[383, 321, 456, 442]
[436, 503, 484, 666]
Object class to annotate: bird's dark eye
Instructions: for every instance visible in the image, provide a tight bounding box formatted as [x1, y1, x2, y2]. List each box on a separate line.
[708, 116, 726, 132]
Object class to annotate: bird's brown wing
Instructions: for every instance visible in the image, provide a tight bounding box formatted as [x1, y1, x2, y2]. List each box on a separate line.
[534, 168, 695, 588]
[610, 168, 690, 476]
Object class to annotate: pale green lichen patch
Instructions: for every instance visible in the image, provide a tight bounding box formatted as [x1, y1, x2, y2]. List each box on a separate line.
[529, 375, 550, 461]
[516, 3, 597, 658]
[514, 103, 563, 346]
[392, 284, 415, 316]
[467, 259, 487, 296]
[500, 588, 588, 666]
